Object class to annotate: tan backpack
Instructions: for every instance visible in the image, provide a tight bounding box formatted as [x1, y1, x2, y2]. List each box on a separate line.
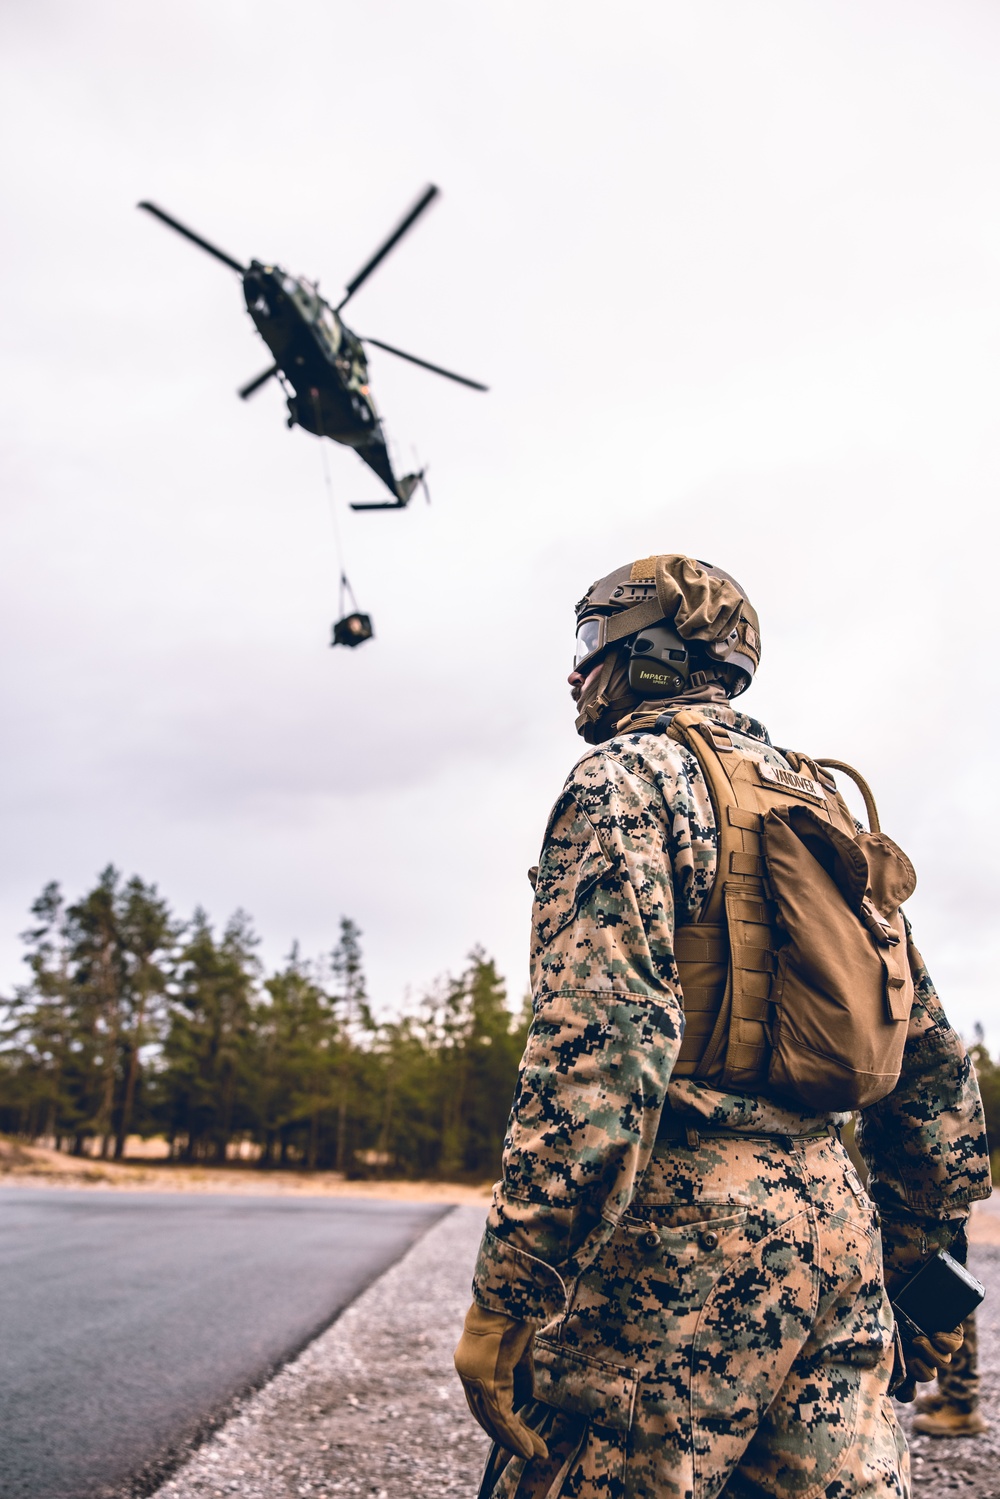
[666, 710, 916, 1111]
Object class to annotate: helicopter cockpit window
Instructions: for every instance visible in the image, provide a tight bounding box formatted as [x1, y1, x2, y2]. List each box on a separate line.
[282, 276, 298, 296]
[319, 306, 340, 348]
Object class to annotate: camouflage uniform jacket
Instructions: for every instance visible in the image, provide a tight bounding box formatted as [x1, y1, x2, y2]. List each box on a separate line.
[472, 703, 991, 1325]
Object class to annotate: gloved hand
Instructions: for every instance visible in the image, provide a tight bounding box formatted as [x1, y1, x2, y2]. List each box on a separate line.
[892, 1323, 965, 1403]
[454, 1301, 549, 1460]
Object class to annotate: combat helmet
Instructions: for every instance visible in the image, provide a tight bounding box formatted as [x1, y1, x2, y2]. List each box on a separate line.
[573, 554, 761, 740]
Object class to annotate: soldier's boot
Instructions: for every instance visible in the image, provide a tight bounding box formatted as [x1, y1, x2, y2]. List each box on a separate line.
[911, 1405, 989, 1438]
[913, 1390, 948, 1414]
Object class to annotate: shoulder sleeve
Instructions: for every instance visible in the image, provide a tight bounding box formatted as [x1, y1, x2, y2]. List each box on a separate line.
[472, 748, 686, 1325]
[856, 930, 991, 1287]
[530, 746, 683, 998]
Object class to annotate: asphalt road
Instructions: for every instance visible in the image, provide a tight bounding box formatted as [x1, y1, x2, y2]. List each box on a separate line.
[0, 1188, 447, 1499]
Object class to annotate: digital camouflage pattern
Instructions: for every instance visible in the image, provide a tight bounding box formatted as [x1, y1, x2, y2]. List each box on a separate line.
[857, 943, 985, 1294]
[936, 1314, 980, 1413]
[481, 1131, 905, 1499]
[471, 702, 991, 1497]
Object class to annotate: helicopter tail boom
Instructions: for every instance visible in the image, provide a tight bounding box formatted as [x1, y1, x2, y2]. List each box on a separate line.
[349, 468, 426, 510]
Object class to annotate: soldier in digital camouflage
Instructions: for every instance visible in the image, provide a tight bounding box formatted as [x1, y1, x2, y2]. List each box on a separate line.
[454, 555, 991, 1499]
[911, 1312, 987, 1438]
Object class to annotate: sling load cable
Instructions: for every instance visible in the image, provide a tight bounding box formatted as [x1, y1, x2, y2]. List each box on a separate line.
[313, 392, 373, 648]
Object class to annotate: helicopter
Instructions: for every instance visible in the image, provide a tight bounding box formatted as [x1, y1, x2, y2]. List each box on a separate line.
[137, 186, 487, 509]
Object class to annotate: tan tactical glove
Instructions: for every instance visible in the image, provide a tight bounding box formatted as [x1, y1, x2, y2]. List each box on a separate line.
[454, 1302, 549, 1460]
[892, 1326, 965, 1404]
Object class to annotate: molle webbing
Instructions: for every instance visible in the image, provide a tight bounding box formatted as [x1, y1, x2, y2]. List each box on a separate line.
[667, 711, 858, 1093]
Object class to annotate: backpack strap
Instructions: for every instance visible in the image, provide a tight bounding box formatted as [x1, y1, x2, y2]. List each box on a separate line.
[666, 710, 774, 1088]
[815, 759, 881, 834]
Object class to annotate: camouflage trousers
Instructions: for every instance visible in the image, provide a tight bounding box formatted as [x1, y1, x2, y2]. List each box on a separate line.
[935, 1313, 979, 1412]
[482, 1130, 907, 1499]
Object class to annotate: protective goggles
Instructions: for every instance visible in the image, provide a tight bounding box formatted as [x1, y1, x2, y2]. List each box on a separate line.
[574, 596, 666, 675]
[574, 615, 607, 668]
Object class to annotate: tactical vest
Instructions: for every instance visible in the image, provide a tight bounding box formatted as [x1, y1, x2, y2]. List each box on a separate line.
[666, 709, 916, 1111]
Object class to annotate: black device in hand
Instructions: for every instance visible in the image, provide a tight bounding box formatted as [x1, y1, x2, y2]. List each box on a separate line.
[891, 1249, 985, 1342]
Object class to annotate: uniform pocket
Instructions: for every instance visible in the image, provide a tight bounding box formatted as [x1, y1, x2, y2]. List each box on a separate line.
[624, 1201, 748, 1238]
[476, 1343, 633, 1499]
[532, 1338, 639, 1432]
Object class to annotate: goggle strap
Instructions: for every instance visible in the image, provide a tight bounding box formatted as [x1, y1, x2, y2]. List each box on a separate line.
[604, 596, 664, 644]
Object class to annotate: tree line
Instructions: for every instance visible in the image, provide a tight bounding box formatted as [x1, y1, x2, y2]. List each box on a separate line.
[4, 868, 996, 1179]
[0, 867, 530, 1178]
[969, 1032, 1000, 1169]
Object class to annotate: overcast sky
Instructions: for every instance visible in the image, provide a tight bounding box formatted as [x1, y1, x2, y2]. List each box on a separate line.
[1, 1, 998, 1041]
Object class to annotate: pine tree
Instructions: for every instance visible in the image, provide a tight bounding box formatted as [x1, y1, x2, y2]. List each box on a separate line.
[66, 867, 127, 1156]
[160, 909, 259, 1162]
[252, 946, 335, 1167]
[430, 949, 530, 1179]
[1, 872, 178, 1156]
[3, 872, 528, 1183]
[0, 882, 76, 1142]
[114, 879, 177, 1158]
[328, 918, 372, 1172]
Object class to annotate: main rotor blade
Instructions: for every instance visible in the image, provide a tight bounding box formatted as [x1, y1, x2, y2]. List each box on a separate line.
[238, 363, 280, 400]
[363, 337, 488, 391]
[336, 184, 439, 311]
[137, 201, 246, 274]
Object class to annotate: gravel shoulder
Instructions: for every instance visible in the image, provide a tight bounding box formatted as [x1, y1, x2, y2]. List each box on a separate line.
[902, 1234, 1000, 1498]
[148, 1205, 490, 1499]
[148, 1200, 1000, 1499]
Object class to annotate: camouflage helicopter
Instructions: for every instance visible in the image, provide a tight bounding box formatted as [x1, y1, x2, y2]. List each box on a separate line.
[138, 187, 487, 509]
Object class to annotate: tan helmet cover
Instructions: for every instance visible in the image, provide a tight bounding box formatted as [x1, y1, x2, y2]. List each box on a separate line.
[575, 553, 761, 685]
[635, 554, 761, 679]
[572, 554, 760, 743]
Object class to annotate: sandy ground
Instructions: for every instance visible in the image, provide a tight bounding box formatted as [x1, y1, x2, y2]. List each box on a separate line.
[0, 1136, 492, 1204]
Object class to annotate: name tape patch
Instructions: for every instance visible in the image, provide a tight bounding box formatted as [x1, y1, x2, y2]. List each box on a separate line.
[757, 762, 826, 801]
